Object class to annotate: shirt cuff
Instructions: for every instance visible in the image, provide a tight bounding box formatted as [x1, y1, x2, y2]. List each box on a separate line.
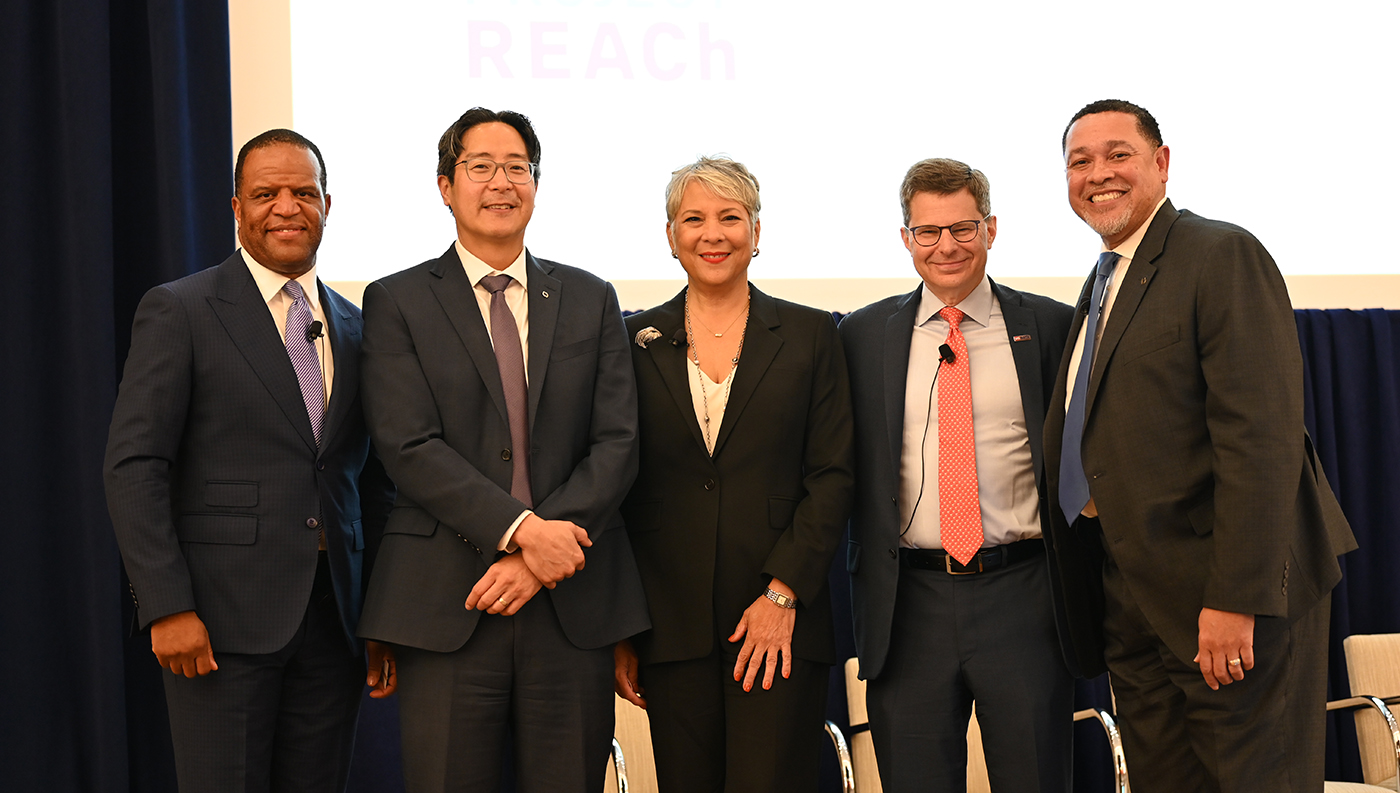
[497, 510, 532, 553]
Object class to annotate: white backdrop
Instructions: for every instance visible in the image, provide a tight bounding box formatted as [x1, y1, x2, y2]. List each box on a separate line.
[289, 0, 1396, 285]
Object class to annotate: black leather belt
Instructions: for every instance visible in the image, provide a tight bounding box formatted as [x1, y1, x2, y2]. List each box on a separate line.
[899, 538, 1044, 575]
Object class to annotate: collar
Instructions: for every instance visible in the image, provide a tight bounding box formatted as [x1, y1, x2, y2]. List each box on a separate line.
[1103, 196, 1169, 261]
[915, 273, 992, 329]
[240, 248, 320, 311]
[456, 240, 529, 289]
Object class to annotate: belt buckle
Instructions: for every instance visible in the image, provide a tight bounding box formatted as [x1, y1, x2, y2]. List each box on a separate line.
[946, 553, 982, 575]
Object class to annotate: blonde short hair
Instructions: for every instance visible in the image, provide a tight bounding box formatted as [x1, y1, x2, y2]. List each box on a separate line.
[664, 156, 761, 223]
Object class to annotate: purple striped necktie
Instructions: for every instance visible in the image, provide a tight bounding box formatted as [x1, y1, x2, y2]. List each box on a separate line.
[282, 280, 325, 447]
[481, 274, 533, 508]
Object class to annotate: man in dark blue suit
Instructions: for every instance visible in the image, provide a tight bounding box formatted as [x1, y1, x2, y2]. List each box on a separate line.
[840, 159, 1076, 792]
[105, 130, 395, 793]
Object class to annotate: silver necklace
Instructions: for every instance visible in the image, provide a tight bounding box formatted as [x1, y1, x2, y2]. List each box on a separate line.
[685, 287, 749, 454]
[691, 305, 747, 338]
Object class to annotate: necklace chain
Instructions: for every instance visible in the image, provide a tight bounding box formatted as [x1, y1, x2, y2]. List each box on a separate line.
[685, 286, 749, 455]
[691, 304, 747, 338]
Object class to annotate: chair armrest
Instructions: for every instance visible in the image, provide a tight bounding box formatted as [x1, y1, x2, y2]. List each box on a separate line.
[610, 738, 629, 793]
[1074, 708, 1130, 793]
[1326, 696, 1400, 791]
[825, 720, 856, 793]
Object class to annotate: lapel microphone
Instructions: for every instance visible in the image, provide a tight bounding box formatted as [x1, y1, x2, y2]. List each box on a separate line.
[902, 341, 958, 538]
[306, 320, 324, 343]
[670, 327, 688, 347]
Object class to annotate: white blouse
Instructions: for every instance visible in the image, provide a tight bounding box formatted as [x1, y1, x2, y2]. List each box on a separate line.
[686, 358, 736, 455]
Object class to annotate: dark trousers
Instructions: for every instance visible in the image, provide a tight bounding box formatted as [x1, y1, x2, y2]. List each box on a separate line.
[866, 551, 1074, 793]
[394, 591, 615, 793]
[641, 646, 829, 793]
[162, 552, 365, 793]
[1101, 549, 1331, 793]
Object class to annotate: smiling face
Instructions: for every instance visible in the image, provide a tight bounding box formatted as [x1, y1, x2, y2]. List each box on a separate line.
[901, 188, 995, 306]
[667, 181, 760, 290]
[438, 121, 537, 262]
[1064, 111, 1170, 248]
[232, 143, 329, 277]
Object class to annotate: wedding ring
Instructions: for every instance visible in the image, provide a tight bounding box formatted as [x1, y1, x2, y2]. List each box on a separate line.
[498, 597, 509, 606]
[1228, 658, 1242, 667]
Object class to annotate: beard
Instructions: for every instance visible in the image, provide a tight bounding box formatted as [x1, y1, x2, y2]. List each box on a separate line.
[1080, 202, 1134, 240]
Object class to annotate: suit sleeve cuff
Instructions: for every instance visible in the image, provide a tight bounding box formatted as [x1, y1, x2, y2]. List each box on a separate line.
[497, 510, 532, 553]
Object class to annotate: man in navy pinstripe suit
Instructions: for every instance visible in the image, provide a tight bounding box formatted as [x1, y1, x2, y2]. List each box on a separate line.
[105, 129, 394, 793]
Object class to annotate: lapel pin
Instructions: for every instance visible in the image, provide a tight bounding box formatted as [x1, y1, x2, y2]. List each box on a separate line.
[635, 327, 663, 348]
[1140, 277, 1147, 285]
[1013, 334, 1032, 342]
[542, 290, 550, 298]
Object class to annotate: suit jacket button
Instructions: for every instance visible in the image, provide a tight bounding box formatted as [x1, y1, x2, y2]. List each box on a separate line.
[502, 449, 512, 461]
[317, 462, 326, 471]
[704, 479, 716, 491]
[306, 517, 319, 529]
[889, 549, 897, 559]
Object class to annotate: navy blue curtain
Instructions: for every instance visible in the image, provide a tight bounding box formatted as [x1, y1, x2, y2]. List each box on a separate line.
[0, 1, 230, 790]
[1298, 309, 1400, 784]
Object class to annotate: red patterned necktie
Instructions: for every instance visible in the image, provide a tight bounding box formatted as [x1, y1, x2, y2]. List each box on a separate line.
[937, 306, 983, 565]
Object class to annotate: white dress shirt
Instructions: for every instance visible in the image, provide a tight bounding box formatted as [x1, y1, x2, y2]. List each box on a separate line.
[454, 241, 533, 550]
[240, 249, 334, 406]
[1064, 197, 1169, 413]
[898, 275, 1041, 550]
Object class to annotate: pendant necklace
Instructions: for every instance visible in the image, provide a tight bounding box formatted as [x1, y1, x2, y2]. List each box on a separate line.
[691, 305, 747, 338]
[685, 286, 749, 455]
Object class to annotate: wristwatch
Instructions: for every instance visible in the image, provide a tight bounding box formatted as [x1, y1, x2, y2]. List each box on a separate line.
[764, 588, 797, 609]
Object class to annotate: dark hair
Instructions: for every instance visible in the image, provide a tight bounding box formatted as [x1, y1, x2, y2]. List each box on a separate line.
[437, 108, 542, 184]
[899, 158, 991, 226]
[234, 129, 327, 195]
[1062, 99, 1164, 151]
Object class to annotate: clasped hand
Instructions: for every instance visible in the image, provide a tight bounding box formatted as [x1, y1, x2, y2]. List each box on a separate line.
[511, 513, 591, 587]
[465, 552, 544, 615]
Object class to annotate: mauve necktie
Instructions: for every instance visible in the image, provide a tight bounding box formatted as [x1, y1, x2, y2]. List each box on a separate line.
[1058, 251, 1121, 523]
[938, 306, 983, 565]
[481, 274, 534, 508]
[282, 280, 324, 446]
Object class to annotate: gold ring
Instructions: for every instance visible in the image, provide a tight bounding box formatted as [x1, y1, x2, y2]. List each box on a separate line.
[498, 597, 509, 605]
[1228, 658, 1242, 667]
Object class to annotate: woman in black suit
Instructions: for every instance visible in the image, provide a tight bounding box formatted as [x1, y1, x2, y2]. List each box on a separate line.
[614, 156, 854, 792]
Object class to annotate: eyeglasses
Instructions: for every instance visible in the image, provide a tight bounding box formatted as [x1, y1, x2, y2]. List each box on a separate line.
[904, 216, 990, 246]
[455, 159, 538, 184]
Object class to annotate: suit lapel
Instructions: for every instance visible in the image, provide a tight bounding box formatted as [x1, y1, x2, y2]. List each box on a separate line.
[883, 288, 921, 477]
[643, 290, 709, 453]
[525, 253, 562, 433]
[1086, 201, 1175, 405]
[711, 286, 782, 458]
[427, 246, 510, 427]
[992, 279, 1046, 474]
[207, 256, 318, 452]
[318, 284, 357, 447]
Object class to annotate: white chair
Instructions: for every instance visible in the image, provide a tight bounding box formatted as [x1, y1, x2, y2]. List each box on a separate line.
[604, 694, 658, 793]
[1324, 634, 1400, 792]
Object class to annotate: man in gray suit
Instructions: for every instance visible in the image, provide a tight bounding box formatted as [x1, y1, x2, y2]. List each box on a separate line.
[1044, 99, 1357, 792]
[841, 159, 1076, 792]
[105, 129, 395, 793]
[355, 108, 649, 792]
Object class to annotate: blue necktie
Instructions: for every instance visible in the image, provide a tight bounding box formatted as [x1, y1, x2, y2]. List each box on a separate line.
[1058, 252, 1120, 523]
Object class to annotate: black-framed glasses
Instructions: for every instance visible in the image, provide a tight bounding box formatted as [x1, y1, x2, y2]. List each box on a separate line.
[455, 159, 538, 184]
[904, 216, 990, 246]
